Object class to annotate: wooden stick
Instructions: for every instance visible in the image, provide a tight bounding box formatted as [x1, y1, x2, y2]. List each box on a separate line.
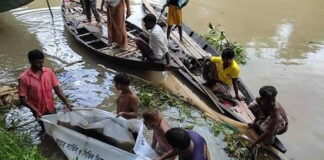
[53, 60, 84, 73]
[46, 0, 54, 20]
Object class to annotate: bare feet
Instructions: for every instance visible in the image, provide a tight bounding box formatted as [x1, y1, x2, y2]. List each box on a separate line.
[112, 45, 128, 51]
[96, 21, 102, 27]
[119, 46, 129, 52]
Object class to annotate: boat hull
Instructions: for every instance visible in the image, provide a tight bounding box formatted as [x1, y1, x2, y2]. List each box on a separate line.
[41, 108, 155, 160]
[142, 0, 287, 154]
[0, 0, 33, 12]
[61, 1, 179, 71]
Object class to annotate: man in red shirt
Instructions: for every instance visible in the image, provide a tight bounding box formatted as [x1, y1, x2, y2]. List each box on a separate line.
[18, 49, 73, 133]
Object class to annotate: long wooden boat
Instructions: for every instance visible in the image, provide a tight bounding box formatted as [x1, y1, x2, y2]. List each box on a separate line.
[41, 108, 156, 160]
[61, 0, 179, 71]
[141, 0, 287, 154]
[0, 0, 33, 12]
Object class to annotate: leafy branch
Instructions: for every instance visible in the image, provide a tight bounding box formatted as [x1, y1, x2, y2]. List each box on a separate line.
[213, 121, 252, 160]
[203, 23, 248, 65]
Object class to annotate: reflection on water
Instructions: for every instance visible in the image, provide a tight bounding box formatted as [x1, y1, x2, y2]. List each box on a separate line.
[272, 21, 293, 54]
[13, 7, 82, 64]
[184, 0, 324, 61]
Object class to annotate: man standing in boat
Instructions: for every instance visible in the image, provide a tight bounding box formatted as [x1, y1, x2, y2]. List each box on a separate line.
[101, 0, 131, 51]
[113, 72, 138, 119]
[135, 14, 171, 69]
[18, 49, 73, 134]
[84, 0, 101, 26]
[203, 48, 243, 100]
[162, 0, 189, 42]
[247, 86, 288, 149]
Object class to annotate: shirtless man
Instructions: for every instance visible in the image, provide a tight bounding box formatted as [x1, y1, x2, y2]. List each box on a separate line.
[165, 127, 211, 160]
[113, 73, 138, 119]
[142, 109, 175, 160]
[248, 86, 288, 149]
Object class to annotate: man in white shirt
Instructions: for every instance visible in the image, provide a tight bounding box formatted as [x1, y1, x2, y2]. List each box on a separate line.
[135, 14, 170, 69]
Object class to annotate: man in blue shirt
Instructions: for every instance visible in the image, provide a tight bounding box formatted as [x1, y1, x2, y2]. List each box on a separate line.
[164, 127, 211, 160]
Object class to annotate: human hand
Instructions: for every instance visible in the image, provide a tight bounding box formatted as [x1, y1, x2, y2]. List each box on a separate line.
[247, 143, 255, 151]
[126, 10, 131, 18]
[65, 103, 73, 111]
[235, 95, 244, 101]
[180, 2, 187, 9]
[283, 123, 288, 133]
[117, 112, 125, 117]
[153, 157, 162, 160]
[36, 111, 42, 120]
[247, 123, 254, 129]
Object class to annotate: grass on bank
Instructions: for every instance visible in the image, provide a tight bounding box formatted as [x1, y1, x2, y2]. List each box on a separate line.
[0, 115, 45, 160]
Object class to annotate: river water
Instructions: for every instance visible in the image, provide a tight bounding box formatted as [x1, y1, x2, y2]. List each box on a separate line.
[1, 0, 324, 159]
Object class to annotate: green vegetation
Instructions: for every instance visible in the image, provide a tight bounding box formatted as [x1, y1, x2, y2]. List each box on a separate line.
[133, 80, 195, 121]
[133, 78, 251, 159]
[203, 23, 248, 65]
[133, 77, 280, 160]
[0, 115, 45, 160]
[213, 122, 281, 160]
[213, 121, 252, 160]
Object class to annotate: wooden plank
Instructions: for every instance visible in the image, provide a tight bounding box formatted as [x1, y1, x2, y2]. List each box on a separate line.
[182, 32, 210, 58]
[86, 39, 100, 44]
[119, 50, 138, 58]
[172, 32, 203, 59]
[103, 49, 120, 55]
[115, 47, 137, 56]
[98, 47, 110, 51]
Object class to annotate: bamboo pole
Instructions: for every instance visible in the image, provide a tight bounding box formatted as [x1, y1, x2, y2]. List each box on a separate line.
[46, 0, 54, 19]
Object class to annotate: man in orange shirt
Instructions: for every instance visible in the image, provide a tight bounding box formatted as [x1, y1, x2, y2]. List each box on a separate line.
[18, 49, 73, 133]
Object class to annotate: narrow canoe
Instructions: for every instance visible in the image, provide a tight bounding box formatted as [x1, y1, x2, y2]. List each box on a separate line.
[141, 0, 287, 154]
[61, 0, 179, 71]
[0, 0, 33, 12]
